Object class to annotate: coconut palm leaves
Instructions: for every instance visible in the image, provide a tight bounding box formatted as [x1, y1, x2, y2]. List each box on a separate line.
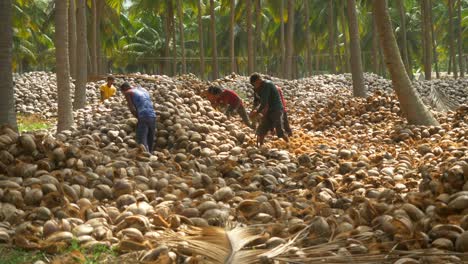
[11, 0, 467, 77]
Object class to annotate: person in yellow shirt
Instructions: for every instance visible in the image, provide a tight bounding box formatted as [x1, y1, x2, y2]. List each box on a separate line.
[100, 76, 117, 102]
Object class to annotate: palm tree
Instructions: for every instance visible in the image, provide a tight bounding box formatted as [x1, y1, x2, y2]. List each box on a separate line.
[229, 0, 235, 73]
[429, 1, 440, 78]
[198, 0, 205, 78]
[280, 0, 285, 77]
[177, 0, 186, 74]
[210, 0, 218, 79]
[96, 0, 105, 74]
[340, 4, 349, 73]
[55, 0, 74, 131]
[421, 0, 432, 80]
[373, 0, 438, 126]
[448, 0, 457, 78]
[74, 0, 87, 110]
[68, 0, 77, 79]
[304, 0, 312, 75]
[247, 0, 254, 74]
[396, 0, 411, 78]
[371, 14, 379, 74]
[347, 0, 366, 97]
[90, 0, 97, 76]
[169, 1, 176, 75]
[457, 0, 464, 77]
[328, 0, 336, 74]
[255, 0, 262, 71]
[285, 0, 295, 79]
[0, 0, 17, 130]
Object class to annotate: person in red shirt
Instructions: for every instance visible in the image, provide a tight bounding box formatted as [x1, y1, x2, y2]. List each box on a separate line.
[208, 86, 253, 128]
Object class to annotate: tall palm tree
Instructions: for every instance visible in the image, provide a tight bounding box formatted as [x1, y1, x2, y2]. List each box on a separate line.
[177, 0, 186, 74]
[55, 0, 74, 131]
[198, 0, 205, 78]
[169, 1, 176, 75]
[90, 0, 97, 76]
[421, 0, 432, 80]
[373, 0, 438, 126]
[396, 0, 411, 78]
[255, 0, 262, 71]
[68, 0, 77, 79]
[0, 0, 17, 130]
[457, 0, 464, 77]
[304, 0, 312, 75]
[247, 0, 254, 74]
[371, 14, 379, 74]
[347, 0, 366, 97]
[285, 0, 294, 79]
[429, 1, 440, 78]
[340, 4, 349, 73]
[280, 0, 285, 77]
[210, 0, 218, 79]
[229, 0, 235, 73]
[448, 0, 457, 78]
[328, 0, 336, 74]
[74, 0, 87, 110]
[96, 0, 105, 74]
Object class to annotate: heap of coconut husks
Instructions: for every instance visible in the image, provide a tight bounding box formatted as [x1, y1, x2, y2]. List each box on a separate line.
[0, 72, 467, 263]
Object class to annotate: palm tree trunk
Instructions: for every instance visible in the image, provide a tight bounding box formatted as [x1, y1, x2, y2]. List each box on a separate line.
[347, 0, 366, 97]
[304, 0, 312, 76]
[68, 0, 77, 79]
[340, 4, 350, 73]
[177, 0, 186, 74]
[229, 0, 235, 73]
[371, 16, 379, 74]
[328, 0, 336, 74]
[247, 0, 254, 74]
[396, 0, 411, 78]
[285, 0, 295, 79]
[457, 0, 464, 77]
[169, 1, 176, 76]
[373, 0, 438, 126]
[210, 0, 218, 79]
[448, 0, 457, 78]
[198, 0, 205, 78]
[280, 0, 285, 77]
[255, 0, 261, 72]
[164, 10, 171, 75]
[74, 0, 87, 110]
[0, 0, 17, 130]
[421, 0, 432, 80]
[96, 0, 104, 75]
[90, 0, 97, 76]
[55, 0, 74, 131]
[429, 0, 440, 78]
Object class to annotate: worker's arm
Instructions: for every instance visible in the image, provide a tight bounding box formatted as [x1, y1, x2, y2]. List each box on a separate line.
[100, 90, 105, 102]
[124, 92, 138, 118]
[256, 86, 270, 114]
[253, 93, 260, 110]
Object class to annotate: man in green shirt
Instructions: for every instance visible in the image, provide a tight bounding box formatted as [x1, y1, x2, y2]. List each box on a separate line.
[249, 73, 289, 146]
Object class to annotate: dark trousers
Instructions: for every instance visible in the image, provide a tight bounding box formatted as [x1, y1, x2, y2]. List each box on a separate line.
[136, 116, 156, 152]
[283, 111, 292, 136]
[256, 110, 286, 138]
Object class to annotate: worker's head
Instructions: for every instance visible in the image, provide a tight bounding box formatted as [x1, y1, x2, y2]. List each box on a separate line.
[249, 73, 262, 90]
[208, 86, 223, 96]
[106, 76, 115, 86]
[119, 82, 131, 92]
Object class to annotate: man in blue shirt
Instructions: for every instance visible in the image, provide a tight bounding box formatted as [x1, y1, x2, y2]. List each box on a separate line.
[120, 82, 157, 152]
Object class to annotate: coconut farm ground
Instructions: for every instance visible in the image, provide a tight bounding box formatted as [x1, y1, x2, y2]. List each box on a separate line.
[0, 72, 467, 264]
